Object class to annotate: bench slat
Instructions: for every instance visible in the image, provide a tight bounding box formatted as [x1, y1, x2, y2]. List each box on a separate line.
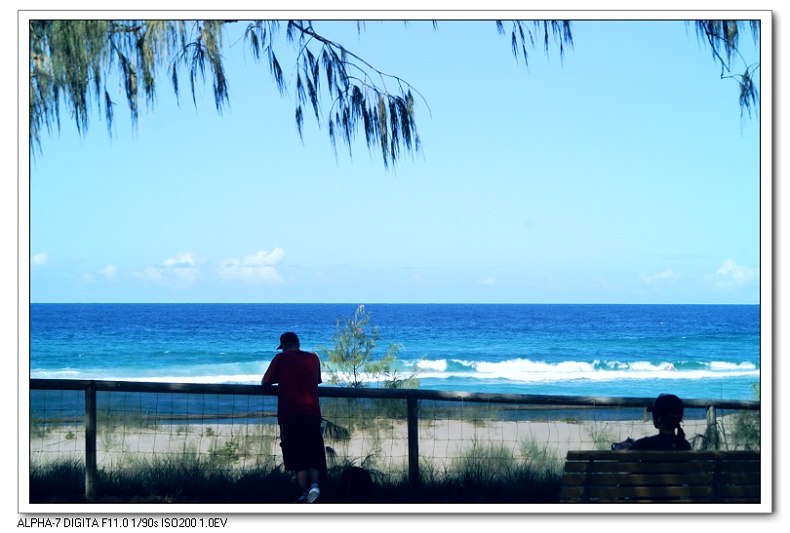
[716, 485, 761, 498]
[565, 450, 759, 461]
[560, 450, 760, 504]
[590, 485, 713, 499]
[562, 472, 714, 486]
[716, 462, 761, 473]
[565, 462, 720, 474]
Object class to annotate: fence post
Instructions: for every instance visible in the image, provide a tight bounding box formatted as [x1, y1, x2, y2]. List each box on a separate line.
[706, 404, 719, 450]
[407, 394, 419, 489]
[85, 381, 97, 500]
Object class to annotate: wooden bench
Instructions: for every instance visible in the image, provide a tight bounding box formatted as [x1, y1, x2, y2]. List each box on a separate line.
[560, 450, 760, 504]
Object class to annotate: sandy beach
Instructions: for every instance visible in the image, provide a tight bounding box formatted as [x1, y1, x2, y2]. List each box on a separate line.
[30, 414, 722, 475]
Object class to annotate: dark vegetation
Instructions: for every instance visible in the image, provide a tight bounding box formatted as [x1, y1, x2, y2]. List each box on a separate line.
[30, 453, 563, 504]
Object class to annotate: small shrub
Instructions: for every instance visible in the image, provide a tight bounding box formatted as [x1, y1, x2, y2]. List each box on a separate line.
[722, 383, 761, 450]
[585, 423, 617, 450]
[520, 439, 563, 475]
[30, 417, 53, 439]
[318, 304, 420, 389]
[210, 441, 240, 463]
[449, 440, 514, 485]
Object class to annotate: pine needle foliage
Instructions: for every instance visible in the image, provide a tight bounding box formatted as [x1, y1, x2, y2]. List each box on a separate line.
[29, 18, 758, 165]
[29, 19, 213, 155]
[496, 20, 574, 67]
[319, 304, 420, 389]
[692, 20, 761, 119]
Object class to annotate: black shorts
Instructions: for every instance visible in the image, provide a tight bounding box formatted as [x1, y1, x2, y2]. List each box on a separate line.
[280, 415, 326, 473]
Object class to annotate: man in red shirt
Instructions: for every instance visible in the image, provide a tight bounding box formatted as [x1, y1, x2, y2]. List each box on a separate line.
[262, 332, 326, 503]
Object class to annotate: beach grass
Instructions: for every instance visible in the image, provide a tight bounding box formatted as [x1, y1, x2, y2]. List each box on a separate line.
[28, 393, 759, 504]
[29, 443, 564, 504]
[29, 411, 758, 504]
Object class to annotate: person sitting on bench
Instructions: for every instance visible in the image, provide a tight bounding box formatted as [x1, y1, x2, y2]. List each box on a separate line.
[626, 393, 691, 451]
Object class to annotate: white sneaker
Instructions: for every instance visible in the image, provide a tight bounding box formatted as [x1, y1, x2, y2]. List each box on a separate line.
[306, 486, 320, 503]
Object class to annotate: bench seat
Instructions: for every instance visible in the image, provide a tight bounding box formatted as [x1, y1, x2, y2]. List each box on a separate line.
[560, 450, 760, 504]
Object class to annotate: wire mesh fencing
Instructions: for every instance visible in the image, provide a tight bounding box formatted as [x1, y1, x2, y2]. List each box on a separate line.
[29, 379, 761, 494]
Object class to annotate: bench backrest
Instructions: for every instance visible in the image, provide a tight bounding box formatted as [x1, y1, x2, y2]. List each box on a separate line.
[560, 450, 760, 504]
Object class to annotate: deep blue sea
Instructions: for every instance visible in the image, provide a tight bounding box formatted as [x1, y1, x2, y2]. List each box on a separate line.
[28, 303, 761, 402]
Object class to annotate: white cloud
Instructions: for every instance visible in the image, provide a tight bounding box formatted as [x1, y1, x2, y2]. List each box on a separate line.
[139, 266, 165, 282]
[714, 259, 759, 286]
[478, 276, 497, 286]
[32, 252, 48, 266]
[218, 248, 285, 284]
[638, 269, 680, 285]
[135, 252, 201, 289]
[163, 252, 199, 268]
[99, 264, 117, 279]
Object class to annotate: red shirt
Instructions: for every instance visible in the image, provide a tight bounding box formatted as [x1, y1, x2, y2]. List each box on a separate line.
[262, 349, 322, 422]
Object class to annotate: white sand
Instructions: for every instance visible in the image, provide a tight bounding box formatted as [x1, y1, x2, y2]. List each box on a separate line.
[29, 414, 720, 474]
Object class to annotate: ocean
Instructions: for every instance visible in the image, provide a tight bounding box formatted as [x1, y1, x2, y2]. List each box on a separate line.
[27, 303, 761, 402]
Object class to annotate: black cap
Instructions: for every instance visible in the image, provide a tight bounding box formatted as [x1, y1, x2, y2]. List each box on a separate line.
[277, 332, 300, 350]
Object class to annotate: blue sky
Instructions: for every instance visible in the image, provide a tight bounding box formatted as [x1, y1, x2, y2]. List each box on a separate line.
[25, 14, 766, 304]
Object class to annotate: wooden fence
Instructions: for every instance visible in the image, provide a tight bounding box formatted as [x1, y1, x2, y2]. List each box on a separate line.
[28, 378, 760, 499]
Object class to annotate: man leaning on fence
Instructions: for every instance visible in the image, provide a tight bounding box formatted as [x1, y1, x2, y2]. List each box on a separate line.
[262, 332, 327, 503]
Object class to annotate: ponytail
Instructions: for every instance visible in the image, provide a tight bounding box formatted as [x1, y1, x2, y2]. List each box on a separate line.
[664, 411, 685, 447]
[676, 422, 685, 443]
[669, 414, 686, 448]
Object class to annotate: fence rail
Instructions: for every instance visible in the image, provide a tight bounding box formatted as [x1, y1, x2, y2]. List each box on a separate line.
[28, 379, 760, 500]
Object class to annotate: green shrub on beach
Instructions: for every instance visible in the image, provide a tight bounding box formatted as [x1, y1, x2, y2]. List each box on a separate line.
[585, 423, 617, 450]
[448, 440, 514, 483]
[30, 415, 57, 439]
[319, 304, 421, 389]
[210, 441, 241, 464]
[729, 410, 760, 450]
[520, 439, 563, 475]
[722, 383, 761, 451]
